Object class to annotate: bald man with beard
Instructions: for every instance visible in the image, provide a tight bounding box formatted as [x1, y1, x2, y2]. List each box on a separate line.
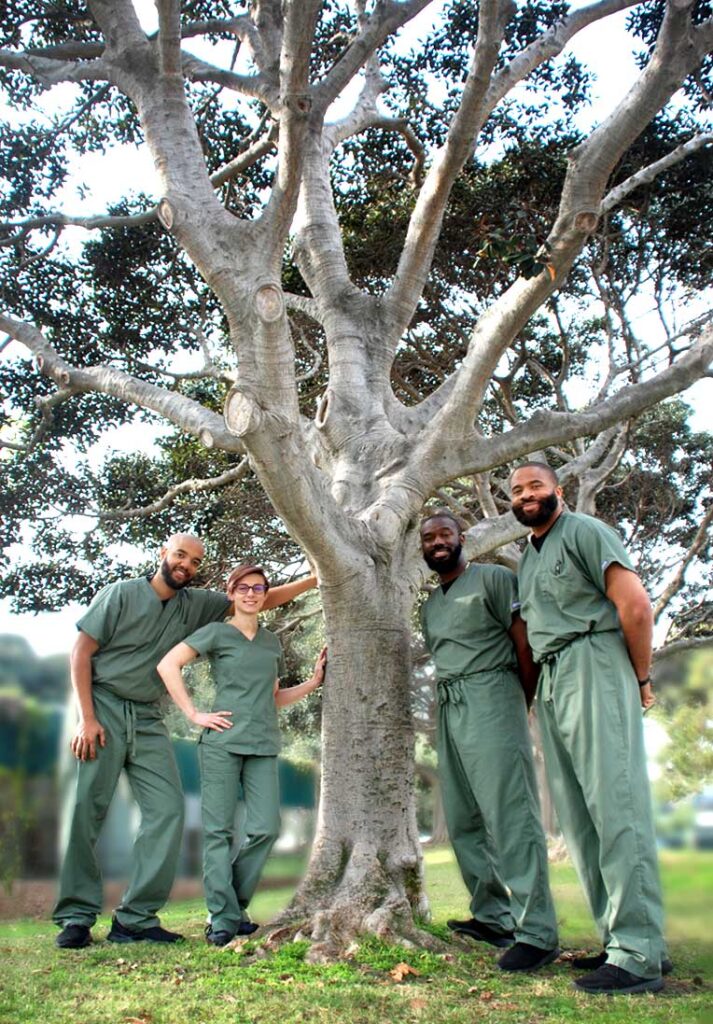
[53, 535, 315, 949]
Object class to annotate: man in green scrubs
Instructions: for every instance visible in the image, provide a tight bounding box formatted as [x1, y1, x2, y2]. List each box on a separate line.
[53, 535, 315, 949]
[511, 462, 667, 995]
[420, 512, 559, 973]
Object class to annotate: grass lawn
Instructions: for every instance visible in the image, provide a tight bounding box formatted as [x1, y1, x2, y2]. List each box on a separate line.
[0, 848, 710, 1024]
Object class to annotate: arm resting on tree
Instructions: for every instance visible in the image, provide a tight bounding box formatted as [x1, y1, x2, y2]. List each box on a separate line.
[156, 642, 233, 731]
[275, 646, 327, 708]
[604, 563, 654, 710]
[263, 573, 318, 610]
[69, 630, 105, 761]
[508, 614, 539, 710]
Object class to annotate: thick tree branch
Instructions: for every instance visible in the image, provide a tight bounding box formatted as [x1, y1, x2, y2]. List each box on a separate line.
[0, 48, 108, 84]
[601, 132, 713, 214]
[180, 51, 272, 102]
[312, 0, 434, 116]
[0, 210, 158, 239]
[156, 0, 182, 77]
[260, 1, 322, 256]
[384, 0, 514, 342]
[0, 313, 245, 454]
[448, 328, 713, 482]
[486, 0, 641, 113]
[409, 0, 709, 463]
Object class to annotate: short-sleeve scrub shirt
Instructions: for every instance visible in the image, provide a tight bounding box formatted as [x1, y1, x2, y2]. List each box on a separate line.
[421, 563, 520, 679]
[517, 511, 635, 663]
[184, 621, 287, 755]
[78, 577, 230, 703]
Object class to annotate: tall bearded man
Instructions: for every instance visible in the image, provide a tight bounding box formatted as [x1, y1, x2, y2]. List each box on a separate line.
[510, 463, 668, 995]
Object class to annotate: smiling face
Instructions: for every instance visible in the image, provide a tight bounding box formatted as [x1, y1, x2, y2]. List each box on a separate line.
[420, 515, 465, 575]
[158, 534, 205, 591]
[510, 465, 562, 532]
[228, 571, 269, 615]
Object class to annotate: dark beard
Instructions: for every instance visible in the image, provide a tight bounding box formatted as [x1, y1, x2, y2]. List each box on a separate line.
[160, 558, 191, 591]
[512, 490, 559, 527]
[423, 542, 463, 575]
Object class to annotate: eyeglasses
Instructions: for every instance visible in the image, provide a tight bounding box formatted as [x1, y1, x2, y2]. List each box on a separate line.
[234, 583, 268, 594]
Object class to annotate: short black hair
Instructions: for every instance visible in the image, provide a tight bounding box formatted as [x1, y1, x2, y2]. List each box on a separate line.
[420, 508, 464, 533]
[509, 461, 559, 487]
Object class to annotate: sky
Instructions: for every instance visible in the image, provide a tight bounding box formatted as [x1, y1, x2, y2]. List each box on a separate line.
[1, 2, 712, 657]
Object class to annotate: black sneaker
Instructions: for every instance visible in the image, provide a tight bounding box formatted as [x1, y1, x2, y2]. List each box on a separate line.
[205, 925, 235, 947]
[573, 964, 664, 995]
[498, 942, 560, 972]
[446, 917, 514, 948]
[572, 950, 673, 975]
[107, 916, 184, 944]
[236, 920, 259, 936]
[56, 924, 92, 949]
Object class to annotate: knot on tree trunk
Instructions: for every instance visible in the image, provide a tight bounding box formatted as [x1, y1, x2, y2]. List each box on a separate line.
[254, 282, 284, 323]
[157, 198, 176, 230]
[573, 209, 599, 234]
[224, 386, 264, 437]
[284, 92, 312, 116]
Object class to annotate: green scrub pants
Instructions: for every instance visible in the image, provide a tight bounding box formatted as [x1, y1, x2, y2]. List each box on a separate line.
[198, 744, 281, 934]
[437, 668, 558, 949]
[537, 631, 665, 979]
[53, 689, 184, 931]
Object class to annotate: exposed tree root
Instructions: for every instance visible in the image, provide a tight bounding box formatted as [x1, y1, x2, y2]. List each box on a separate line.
[268, 838, 447, 961]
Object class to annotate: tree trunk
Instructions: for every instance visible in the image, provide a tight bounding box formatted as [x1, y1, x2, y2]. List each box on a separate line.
[273, 563, 437, 958]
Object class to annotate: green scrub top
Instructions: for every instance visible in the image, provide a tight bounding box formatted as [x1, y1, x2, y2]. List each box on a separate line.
[517, 511, 635, 662]
[184, 621, 286, 755]
[421, 564, 520, 678]
[78, 577, 230, 703]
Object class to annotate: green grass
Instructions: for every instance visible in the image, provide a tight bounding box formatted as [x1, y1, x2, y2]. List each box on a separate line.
[0, 848, 710, 1024]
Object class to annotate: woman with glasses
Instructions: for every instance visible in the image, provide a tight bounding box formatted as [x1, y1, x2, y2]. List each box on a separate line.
[157, 564, 326, 946]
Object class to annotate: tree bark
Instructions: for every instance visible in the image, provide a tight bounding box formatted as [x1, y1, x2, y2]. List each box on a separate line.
[273, 565, 437, 957]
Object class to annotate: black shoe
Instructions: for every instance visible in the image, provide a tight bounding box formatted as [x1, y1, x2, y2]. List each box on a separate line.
[446, 917, 514, 948]
[107, 916, 184, 944]
[572, 950, 673, 975]
[498, 942, 560, 972]
[573, 964, 664, 995]
[205, 925, 235, 947]
[236, 920, 259, 936]
[56, 924, 92, 949]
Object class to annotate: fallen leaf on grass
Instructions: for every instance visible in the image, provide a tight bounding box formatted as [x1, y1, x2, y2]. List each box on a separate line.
[114, 960, 139, 975]
[264, 926, 293, 945]
[480, 990, 494, 1001]
[125, 1017, 151, 1024]
[409, 998, 428, 1013]
[389, 962, 421, 982]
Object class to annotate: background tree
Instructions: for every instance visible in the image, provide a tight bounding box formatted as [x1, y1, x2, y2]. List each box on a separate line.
[1, 1, 712, 954]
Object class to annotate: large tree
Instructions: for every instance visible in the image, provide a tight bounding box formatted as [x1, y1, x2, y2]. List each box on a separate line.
[1, 1, 712, 954]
